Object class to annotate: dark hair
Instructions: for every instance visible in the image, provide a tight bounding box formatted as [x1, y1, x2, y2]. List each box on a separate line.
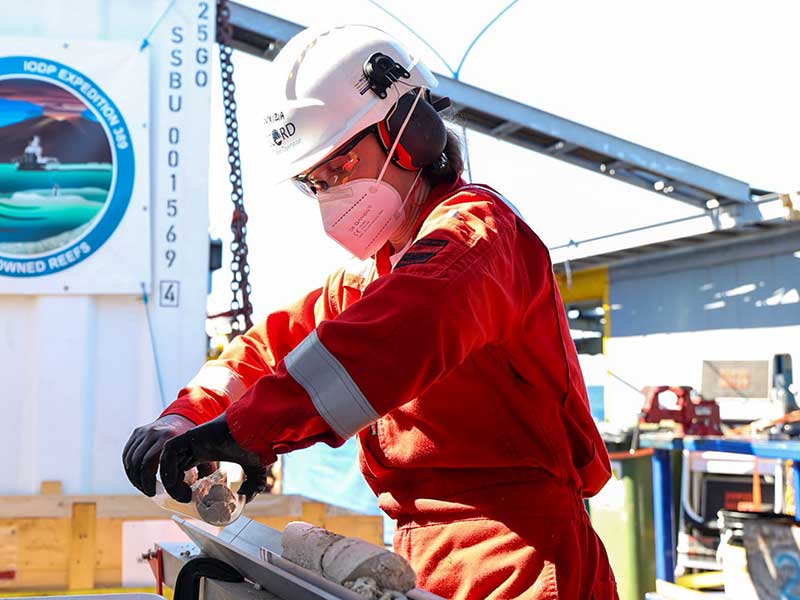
[422, 128, 464, 186]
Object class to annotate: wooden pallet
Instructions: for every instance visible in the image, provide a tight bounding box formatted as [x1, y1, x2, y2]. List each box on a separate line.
[0, 482, 383, 591]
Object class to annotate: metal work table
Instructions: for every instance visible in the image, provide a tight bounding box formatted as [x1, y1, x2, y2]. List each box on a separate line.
[147, 517, 445, 600]
[639, 433, 800, 583]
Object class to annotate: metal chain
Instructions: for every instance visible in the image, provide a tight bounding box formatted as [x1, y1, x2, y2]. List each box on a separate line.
[217, 0, 253, 337]
[215, 1, 272, 492]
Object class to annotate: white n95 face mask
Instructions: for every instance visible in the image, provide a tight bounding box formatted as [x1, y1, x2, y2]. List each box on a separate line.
[314, 87, 426, 260]
[317, 178, 406, 260]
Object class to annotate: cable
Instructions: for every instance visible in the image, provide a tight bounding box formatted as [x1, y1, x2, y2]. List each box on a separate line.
[365, 0, 457, 76]
[549, 191, 790, 252]
[365, 1, 524, 185]
[139, 0, 178, 51]
[607, 369, 644, 396]
[141, 282, 168, 407]
[453, 0, 520, 79]
[549, 212, 712, 251]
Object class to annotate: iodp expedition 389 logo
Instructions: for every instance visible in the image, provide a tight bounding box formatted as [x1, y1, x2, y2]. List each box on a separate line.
[0, 56, 134, 277]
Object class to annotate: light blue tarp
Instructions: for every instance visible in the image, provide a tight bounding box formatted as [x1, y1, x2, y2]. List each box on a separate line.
[281, 437, 395, 546]
[588, 385, 605, 421]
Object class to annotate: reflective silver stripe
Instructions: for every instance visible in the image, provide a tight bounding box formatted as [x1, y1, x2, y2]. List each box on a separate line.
[284, 330, 379, 439]
[187, 365, 247, 402]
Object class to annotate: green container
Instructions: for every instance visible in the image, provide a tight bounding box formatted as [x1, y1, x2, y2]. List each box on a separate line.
[589, 444, 656, 600]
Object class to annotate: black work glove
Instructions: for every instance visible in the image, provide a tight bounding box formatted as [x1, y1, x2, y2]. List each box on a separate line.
[159, 413, 270, 504]
[123, 414, 217, 497]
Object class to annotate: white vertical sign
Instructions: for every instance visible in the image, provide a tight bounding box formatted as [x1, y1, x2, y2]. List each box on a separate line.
[0, 1, 217, 494]
[148, 0, 214, 402]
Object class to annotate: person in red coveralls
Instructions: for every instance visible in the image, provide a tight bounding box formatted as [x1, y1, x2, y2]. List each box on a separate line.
[123, 24, 618, 599]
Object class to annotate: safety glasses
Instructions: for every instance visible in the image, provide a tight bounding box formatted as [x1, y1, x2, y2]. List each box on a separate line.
[292, 126, 377, 197]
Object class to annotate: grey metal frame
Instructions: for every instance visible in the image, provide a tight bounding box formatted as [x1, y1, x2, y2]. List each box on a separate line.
[223, 2, 762, 210]
[158, 517, 447, 600]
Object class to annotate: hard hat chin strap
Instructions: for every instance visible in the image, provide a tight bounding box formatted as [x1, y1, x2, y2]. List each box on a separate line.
[372, 87, 425, 191]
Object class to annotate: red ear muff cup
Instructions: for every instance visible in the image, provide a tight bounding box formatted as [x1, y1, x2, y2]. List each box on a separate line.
[378, 120, 417, 170]
[380, 90, 448, 170]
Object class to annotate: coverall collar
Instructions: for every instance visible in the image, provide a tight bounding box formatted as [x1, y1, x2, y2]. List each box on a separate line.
[376, 176, 467, 275]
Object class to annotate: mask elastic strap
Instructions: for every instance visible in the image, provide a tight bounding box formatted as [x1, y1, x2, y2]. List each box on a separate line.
[373, 87, 425, 190]
[404, 167, 423, 204]
[389, 168, 425, 248]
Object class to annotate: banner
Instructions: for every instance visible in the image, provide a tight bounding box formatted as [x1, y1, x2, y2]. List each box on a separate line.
[0, 40, 149, 292]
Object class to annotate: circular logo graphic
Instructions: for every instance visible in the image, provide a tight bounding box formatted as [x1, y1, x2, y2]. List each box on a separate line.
[0, 56, 134, 277]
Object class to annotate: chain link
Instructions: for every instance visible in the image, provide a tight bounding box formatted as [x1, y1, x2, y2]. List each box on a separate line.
[217, 0, 253, 338]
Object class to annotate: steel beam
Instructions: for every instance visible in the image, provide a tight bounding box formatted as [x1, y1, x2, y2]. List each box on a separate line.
[223, 2, 759, 209]
[225, 3, 301, 59]
[435, 76, 753, 207]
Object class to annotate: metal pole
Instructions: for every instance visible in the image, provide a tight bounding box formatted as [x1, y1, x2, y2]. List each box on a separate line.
[652, 448, 676, 582]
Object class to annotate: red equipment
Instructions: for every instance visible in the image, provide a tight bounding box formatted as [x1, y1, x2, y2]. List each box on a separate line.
[641, 386, 723, 436]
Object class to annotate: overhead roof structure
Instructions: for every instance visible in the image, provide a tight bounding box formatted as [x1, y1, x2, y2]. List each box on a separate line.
[549, 205, 800, 273]
[223, 3, 796, 269]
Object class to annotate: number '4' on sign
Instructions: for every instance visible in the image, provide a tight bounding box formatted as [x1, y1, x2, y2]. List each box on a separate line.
[159, 280, 180, 307]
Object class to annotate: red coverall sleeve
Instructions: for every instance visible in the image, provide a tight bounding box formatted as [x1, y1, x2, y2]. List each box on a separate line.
[160, 273, 342, 426]
[226, 192, 542, 460]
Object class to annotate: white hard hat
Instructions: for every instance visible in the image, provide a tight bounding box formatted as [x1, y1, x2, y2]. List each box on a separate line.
[262, 24, 438, 184]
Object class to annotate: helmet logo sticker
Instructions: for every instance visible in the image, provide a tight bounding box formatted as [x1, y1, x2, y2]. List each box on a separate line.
[263, 111, 285, 125]
[354, 74, 371, 96]
[271, 122, 296, 147]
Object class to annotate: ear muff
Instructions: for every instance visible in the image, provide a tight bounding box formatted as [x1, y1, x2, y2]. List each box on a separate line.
[377, 89, 448, 171]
